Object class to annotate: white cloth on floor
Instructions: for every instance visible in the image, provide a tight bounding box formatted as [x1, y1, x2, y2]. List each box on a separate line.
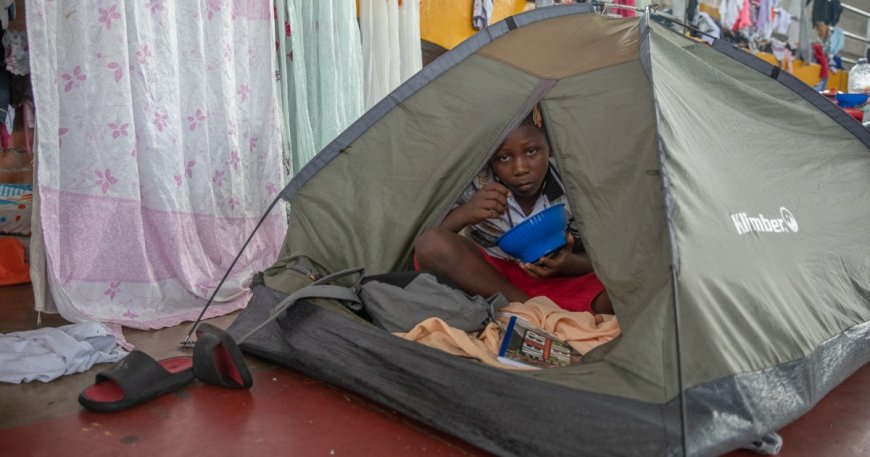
[0, 322, 128, 383]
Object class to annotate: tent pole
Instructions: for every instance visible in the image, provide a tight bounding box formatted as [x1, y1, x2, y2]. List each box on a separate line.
[671, 266, 689, 455]
[179, 196, 283, 348]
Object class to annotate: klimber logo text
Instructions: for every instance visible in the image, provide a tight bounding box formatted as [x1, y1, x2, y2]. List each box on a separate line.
[731, 207, 798, 235]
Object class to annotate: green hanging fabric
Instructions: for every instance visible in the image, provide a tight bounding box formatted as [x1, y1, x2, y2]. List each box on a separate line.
[274, 0, 364, 175]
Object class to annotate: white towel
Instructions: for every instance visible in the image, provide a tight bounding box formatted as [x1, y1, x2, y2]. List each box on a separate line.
[0, 322, 128, 383]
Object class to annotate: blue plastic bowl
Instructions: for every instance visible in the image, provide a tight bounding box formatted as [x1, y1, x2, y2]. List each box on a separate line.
[835, 93, 869, 108]
[496, 204, 568, 263]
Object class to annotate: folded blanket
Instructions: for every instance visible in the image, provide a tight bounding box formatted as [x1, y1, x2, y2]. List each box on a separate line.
[396, 296, 620, 370]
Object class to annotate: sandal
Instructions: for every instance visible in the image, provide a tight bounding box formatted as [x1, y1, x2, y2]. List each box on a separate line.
[78, 350, 194, 412]
[193, 323, 253, 389]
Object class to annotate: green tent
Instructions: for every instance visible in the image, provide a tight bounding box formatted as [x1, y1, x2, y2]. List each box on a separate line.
[225, 5, 870, 456]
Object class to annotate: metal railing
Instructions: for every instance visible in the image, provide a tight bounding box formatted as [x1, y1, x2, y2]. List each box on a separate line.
[842, 3, 870, 19]
[841, 2, 870, 62]
[842, 30, 869, 44]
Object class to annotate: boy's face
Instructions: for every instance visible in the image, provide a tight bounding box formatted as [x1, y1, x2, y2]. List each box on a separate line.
[490, 124, 550, 200]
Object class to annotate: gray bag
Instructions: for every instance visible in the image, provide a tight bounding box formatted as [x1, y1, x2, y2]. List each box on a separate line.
[359, 270, 508, 333]
[237, 268, 507, 343]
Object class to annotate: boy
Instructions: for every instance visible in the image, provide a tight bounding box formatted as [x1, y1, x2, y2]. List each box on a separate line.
[414, 107, 612, 315]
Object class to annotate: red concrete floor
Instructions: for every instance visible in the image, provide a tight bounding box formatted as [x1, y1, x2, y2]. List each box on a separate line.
[1, 282, 868, 456]
[1, 367, 487, 457]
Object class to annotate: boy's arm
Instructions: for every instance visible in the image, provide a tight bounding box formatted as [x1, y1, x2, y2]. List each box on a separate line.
[439, 183, 510, 233]
[439, 206, 473, 233]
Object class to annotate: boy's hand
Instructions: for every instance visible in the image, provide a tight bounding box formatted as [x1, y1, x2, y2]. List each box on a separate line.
[519, 233, 576, 278]
[461, 182, 510, 224]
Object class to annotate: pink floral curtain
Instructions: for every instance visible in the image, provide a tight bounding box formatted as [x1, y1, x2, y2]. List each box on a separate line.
[27, 0, 286, 329]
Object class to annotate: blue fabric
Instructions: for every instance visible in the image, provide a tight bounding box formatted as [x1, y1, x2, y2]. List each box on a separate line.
[825, 27, 845, 57]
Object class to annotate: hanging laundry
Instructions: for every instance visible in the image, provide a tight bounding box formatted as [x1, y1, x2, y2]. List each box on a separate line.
[360, 0, 422, 109]
[812, 43, 830, 89]
[28, 1, 287, 328]
[686, 0, 697, 22]
[825, 26, 844, 57]
[2, 103, 12, 145]
[719, 0, 741, 31]
[755, 0, 777, 39]
[732, 0, 754, 33]
[397, 0, 422, 83]
[473, 0, 493, 30]
[614, 0, 636, 18]
[275, 0, 364, 174]
[0, 57, 9, 129]
[2, 29, 28, 75]
[811, 0, 842, 27]
[771, 38, 794, 73]
[693, 12, 721, 45]
[775, 9, 792, 35]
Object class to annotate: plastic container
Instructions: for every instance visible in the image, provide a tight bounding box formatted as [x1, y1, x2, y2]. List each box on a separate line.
[835, 92, 869, 108]
[496, 204, 568, 263]
[848, 58, 870, 94]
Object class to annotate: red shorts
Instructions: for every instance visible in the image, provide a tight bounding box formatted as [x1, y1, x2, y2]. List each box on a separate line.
[480, 250, 604, 314]
[413, 249, 605, 314]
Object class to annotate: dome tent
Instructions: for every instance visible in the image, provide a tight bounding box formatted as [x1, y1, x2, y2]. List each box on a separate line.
[222, 5, 870, 456]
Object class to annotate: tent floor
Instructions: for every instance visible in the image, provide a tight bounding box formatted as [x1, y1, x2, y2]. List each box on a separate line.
[1, 282, 868, 456]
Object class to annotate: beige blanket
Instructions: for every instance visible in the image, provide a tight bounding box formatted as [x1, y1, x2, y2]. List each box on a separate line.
[396, 296, 620, 370]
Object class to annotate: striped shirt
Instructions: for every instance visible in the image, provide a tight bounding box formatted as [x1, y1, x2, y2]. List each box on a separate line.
[455, 163, 581, 260]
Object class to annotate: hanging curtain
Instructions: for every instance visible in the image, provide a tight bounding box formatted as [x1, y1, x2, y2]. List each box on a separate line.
[360, 0, 422, 109]
[275, 0, 364, 174]
[27, 0, 286, 329]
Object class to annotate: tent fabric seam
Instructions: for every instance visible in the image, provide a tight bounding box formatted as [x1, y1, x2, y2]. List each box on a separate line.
[641, 17, 681, 273]
[478, 48, 643, 81]
[710, 40, 870, 149]
[639, 12, 688, 451]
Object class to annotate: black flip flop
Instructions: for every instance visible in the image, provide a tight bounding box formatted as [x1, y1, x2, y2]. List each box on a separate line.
[193, 323, 253, 389]
[78, 350, 194, 412]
